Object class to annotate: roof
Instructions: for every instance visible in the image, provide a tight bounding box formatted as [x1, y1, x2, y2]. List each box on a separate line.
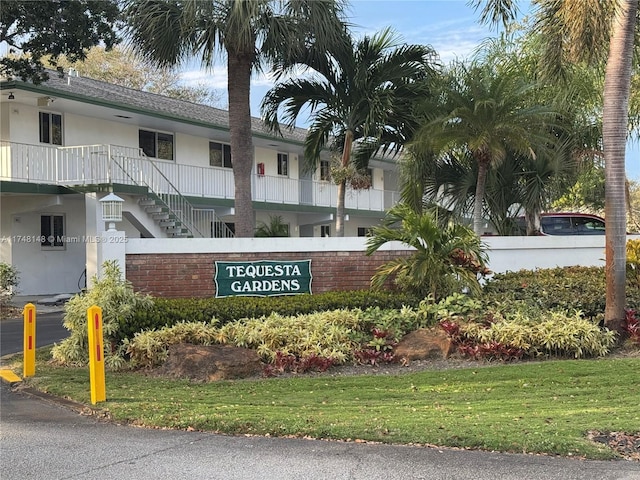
[1, 70, 308, 144]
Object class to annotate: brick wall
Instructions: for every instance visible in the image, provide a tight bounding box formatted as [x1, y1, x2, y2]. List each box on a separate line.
[125, 250, 411, 298]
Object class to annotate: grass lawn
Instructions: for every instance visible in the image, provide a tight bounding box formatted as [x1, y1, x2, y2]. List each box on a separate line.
[9, 349, 640, 460]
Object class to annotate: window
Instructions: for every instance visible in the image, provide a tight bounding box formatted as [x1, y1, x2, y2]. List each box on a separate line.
[39, 112, 62, 145]
[139, 129, 174, 160]
[41, 214, 64, 248]
[320, 225, 330, 237]
[277, 153, 289, 176]
[320, 160, 331, 181]
[357, 227, 371, 237]
[209, 142, 232, 168]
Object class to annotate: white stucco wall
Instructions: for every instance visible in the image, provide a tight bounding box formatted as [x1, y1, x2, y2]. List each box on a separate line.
[124, 235, 640, 274]
[1, 194, 88, 295]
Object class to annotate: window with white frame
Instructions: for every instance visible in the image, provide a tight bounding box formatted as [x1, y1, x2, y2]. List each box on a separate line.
[209, 142, 233, 168]
[40, 214, 65, 248]
[39, 112, 62, 145]
[139, 129, 174, 160]
[320, 225, 331, 237]
[320, 160, 331, 181]
[277, 153, 289, 176]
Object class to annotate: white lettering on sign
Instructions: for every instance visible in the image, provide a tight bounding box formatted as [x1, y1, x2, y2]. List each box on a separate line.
[225, 264, 302, 278]
[230, 279, 301, 293]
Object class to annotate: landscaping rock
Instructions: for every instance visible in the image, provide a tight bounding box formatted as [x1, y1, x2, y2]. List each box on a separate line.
[157, 344, 263, 381]
[395, 328, 454, 362]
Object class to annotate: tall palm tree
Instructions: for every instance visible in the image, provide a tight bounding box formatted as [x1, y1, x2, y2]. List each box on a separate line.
[470, 0, 638, 334]
[411, 60, 555, 235]
[261, 28, 438, 236]
[602, 1, 637, 333]
[123, 0, 348, 237]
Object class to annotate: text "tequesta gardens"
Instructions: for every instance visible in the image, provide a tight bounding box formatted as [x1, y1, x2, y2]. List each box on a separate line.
[225, 264, 302, 278]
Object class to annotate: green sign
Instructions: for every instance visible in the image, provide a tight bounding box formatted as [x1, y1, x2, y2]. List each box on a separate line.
[214, 260, 312, 298]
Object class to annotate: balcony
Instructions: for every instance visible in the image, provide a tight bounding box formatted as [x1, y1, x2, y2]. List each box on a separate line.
[0, 141, 400, 212]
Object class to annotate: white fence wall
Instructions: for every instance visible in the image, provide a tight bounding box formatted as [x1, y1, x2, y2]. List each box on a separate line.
[123, 235, 640, 274]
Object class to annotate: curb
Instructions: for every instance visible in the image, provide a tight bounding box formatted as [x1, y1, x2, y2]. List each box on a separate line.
[0, 369, 22, 384]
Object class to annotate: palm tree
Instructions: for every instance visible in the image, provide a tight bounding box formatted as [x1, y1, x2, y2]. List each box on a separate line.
[254, 215, 289, 237]
[365, 203, 489, 300]
[411, 60, 556, 235]
[470, 0, 638, 334]
[261, 28, 438, 236]
[123, 0, 348, 237]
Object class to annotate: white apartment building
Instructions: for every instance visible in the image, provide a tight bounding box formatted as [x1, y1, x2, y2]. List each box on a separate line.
[0, 70, 401, 295]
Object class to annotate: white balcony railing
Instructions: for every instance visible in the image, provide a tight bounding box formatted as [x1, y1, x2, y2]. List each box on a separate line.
[0, 141, 399, 211]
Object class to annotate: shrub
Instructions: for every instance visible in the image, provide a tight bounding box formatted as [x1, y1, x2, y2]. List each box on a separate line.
[623, 309, 640, 346]
[628, 239, 640, 286]
[440, 307, 617, 360]
[0, 262, 19, 316]
[482, 266, 640, 320]
[51, 261, 153, 368]
[124, 306, 424, 371]
[126, 290, 421, 339]
[124, 321, 219, 368]
[416, 293, 484, 326]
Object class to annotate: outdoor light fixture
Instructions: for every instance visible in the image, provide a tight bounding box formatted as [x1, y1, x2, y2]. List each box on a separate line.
[100, 193, 124, 231]
[8, 92, 15, 100]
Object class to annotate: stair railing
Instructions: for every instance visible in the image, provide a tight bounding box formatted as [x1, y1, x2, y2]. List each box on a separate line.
[107, 145, 234, 238]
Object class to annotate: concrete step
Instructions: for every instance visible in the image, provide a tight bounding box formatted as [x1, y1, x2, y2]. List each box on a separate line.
[138, 198, 160, 207]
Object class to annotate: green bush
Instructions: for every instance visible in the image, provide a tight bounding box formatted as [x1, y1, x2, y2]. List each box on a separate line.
[51, 261, 153, 368]
[0, 262, 19, 315]
[126, 290, 421, 340]
[482, 266, 640, 320]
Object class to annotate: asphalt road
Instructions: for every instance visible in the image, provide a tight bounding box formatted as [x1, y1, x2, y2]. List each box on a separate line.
[0, 310, 67, 356]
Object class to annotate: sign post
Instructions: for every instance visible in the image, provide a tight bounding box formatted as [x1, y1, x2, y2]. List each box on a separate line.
[23, 303, 36, 377]
[87, 305, 106, 404]
[214, 260, 312, 298]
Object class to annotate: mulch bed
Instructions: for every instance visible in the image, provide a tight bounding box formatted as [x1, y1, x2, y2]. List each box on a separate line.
[588, 431, 640, 461]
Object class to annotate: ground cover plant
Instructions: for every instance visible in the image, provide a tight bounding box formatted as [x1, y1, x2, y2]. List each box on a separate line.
[123, 307, 424, 371]
[14, 349, 640, 461]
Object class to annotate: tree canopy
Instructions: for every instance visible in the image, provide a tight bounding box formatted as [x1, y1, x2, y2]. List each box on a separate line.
[0, 0, 121, 84]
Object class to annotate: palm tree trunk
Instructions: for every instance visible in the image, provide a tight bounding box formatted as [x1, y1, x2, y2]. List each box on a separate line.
[336, 130, 354, 237]
[228, 52, 255, 238]
[473, 159, 489, 236]
[525, 210, 541, 236]
[603, 0, 637, 334]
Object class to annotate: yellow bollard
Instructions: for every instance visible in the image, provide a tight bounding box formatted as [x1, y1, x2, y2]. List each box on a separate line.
[87, 305, 106, 404]
[23, 303, 36, 377]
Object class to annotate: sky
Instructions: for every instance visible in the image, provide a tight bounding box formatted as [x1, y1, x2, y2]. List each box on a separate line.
[179, 0, 639, 180]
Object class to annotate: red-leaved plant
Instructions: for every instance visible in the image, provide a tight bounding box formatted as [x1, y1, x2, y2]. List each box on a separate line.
[262, 351, 335, 377]
[624, 309, 640, 345]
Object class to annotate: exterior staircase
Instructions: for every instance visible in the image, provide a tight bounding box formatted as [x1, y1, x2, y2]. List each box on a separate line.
[109, 147, 234, 238]
[138, 194, 191, 237]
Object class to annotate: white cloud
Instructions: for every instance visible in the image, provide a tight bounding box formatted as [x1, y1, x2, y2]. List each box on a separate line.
[180, 68, 228, 89]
